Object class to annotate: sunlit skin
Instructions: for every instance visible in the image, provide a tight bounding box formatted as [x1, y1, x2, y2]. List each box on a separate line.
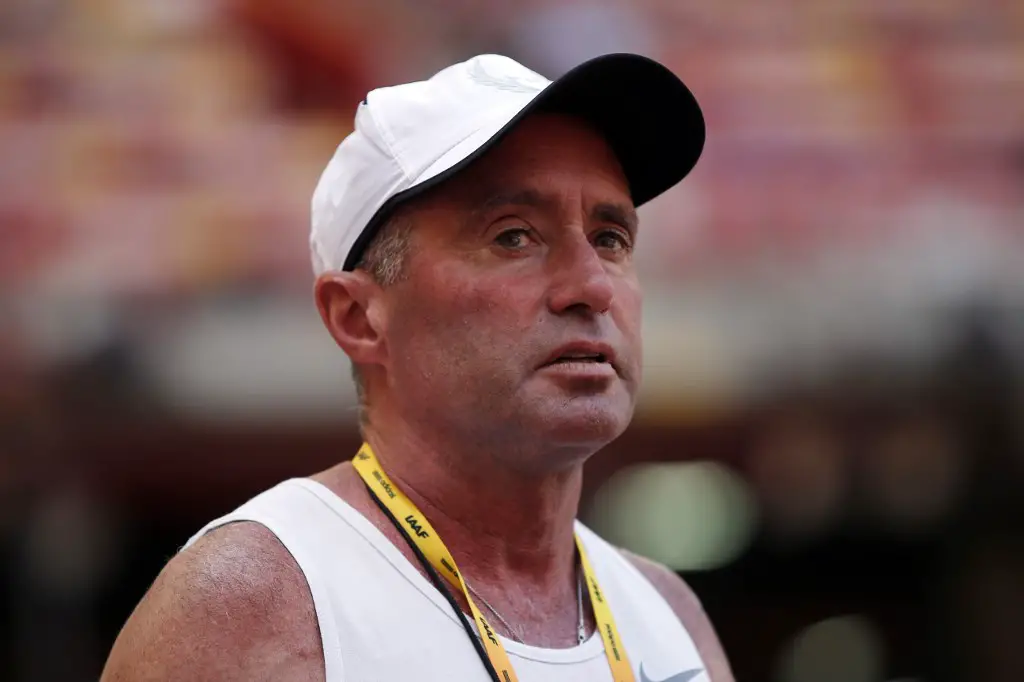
[317, 112, 643, 477]
[99, 112, 735, 682]
[312, 111, 643, 598]
[385, 119, 641, 456]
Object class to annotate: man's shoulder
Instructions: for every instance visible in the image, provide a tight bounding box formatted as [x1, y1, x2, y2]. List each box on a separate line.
[618, 548, 735, 682]
[101, 521, 324, 682]
[167, 521, 318, 628]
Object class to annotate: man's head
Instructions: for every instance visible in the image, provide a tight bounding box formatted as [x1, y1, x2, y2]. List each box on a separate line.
[318, 113, 642, 467]
[310, 54, 704, 471]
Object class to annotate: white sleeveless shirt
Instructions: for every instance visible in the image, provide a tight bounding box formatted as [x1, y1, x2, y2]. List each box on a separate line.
[183, 478, 707, 682]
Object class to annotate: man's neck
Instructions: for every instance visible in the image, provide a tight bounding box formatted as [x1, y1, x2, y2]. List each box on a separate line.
[362, 420, 586, 590]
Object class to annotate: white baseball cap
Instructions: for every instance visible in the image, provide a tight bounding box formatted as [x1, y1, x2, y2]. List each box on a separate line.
[310, 53, 704, 275]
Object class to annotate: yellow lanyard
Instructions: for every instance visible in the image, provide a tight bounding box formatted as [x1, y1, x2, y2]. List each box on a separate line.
[353, 443, 635, 682]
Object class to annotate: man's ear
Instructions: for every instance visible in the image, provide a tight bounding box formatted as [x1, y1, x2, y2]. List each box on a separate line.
[314, 270, 387, 368]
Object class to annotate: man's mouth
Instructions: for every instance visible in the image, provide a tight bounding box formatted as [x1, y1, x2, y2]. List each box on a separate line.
[546, 352, 608, 365]
[540, 342, 617, 372]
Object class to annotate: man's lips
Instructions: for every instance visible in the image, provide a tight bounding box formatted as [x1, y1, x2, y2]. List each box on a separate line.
[539, 342, 618, 372]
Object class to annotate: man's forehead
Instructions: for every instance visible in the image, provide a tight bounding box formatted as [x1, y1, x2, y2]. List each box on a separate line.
[451, 126, 632, 200]
[492, 113, 618, 166]
[405, 113, 635, 223]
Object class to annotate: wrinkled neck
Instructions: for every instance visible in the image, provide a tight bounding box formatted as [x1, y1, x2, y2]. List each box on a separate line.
[362, 420, 584, 589]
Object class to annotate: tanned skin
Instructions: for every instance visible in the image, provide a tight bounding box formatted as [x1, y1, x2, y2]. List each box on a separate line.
[101, 114, 735, 682]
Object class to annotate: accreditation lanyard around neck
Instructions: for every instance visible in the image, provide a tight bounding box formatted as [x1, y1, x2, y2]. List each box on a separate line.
[352, 444, 636, 682]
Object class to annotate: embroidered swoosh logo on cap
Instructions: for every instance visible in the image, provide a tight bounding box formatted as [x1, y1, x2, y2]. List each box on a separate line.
[639, 663, 704, 682]
[467, 55, 549, 93]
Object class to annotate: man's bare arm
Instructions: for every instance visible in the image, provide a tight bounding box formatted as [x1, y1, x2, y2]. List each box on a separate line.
[101, 522, 325, 682]
[622, 550, 735, 682]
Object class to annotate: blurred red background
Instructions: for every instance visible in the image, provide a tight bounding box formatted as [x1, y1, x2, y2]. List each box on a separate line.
[1, 1, 1022, 681]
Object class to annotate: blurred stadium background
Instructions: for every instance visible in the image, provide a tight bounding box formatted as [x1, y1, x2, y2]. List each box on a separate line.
[1, 0, 1023, 680]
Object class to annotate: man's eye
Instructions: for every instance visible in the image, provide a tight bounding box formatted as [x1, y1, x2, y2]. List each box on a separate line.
[595, 230, 632, 252]
[494, 228, 532, 249]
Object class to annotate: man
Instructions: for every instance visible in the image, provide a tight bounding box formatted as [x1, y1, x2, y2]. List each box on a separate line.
[101, 53, 733, 681]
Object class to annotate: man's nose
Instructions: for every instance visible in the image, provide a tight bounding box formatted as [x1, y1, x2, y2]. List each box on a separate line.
[546, 238, 615, 316]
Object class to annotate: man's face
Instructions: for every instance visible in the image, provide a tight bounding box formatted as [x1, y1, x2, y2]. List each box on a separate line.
[380, 114, 643, 467]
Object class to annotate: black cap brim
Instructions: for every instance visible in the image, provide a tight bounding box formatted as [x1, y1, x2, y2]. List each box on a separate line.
[344, 53, 705, 270]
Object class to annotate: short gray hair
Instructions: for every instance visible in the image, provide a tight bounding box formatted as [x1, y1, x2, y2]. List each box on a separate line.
[350, 215, 413, 424]
[356, 215, 414, 288]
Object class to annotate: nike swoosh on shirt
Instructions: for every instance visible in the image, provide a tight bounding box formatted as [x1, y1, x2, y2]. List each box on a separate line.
[639, 663, 704, 682]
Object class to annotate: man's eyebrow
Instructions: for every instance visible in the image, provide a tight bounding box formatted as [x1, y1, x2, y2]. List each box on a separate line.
[467, 188, 638, 232]
[461, 188, 556, 234]
[593, 202, 639, 234]
[473, 188, 552, 217]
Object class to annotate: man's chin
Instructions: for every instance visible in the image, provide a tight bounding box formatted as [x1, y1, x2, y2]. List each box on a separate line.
[535, 399, 633, 450]
[488, 401, 632, 476]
